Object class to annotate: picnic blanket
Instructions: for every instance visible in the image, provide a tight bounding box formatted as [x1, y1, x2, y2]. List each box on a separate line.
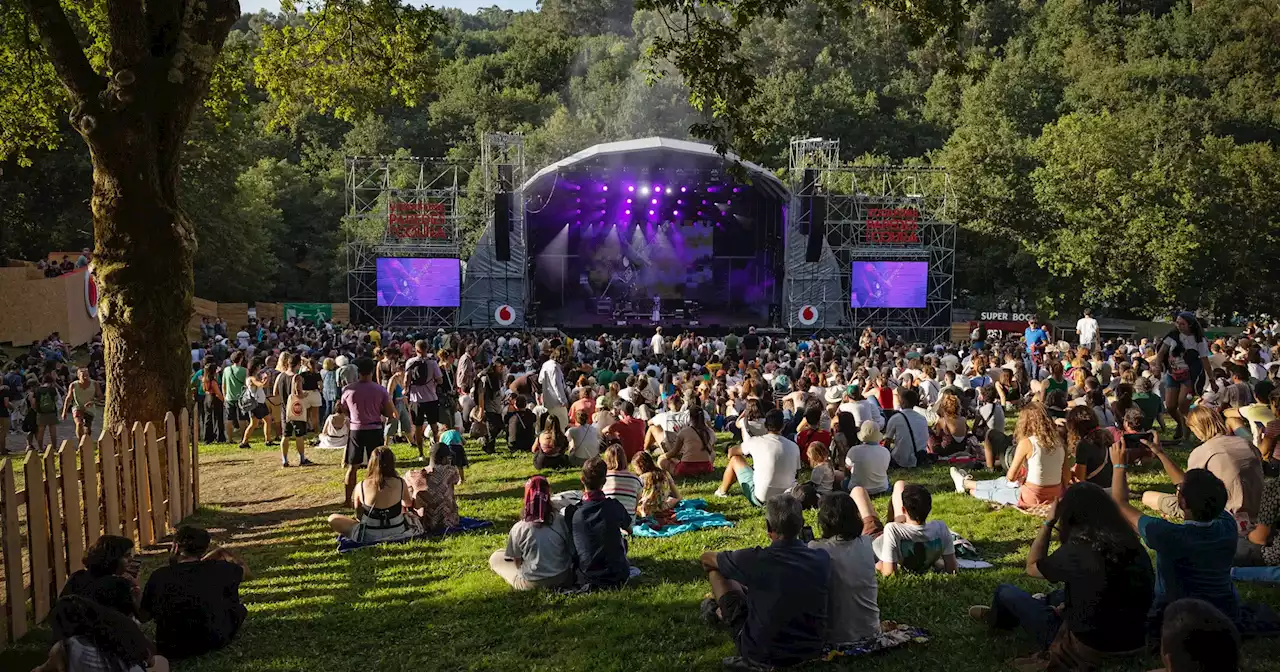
[632, 499, 733, 538]
[336, 517, 493, 552]
[824, 622, 929, 660]
[1233, 566, 1280, 583]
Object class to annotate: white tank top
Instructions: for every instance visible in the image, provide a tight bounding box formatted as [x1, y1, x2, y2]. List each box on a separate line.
[1024, 436, 1065, 486]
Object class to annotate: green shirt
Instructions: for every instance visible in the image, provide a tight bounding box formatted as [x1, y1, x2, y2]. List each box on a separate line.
[725, 334, 739, 351]
[221, 365, 248, 401]
[596, 369, 614, 385]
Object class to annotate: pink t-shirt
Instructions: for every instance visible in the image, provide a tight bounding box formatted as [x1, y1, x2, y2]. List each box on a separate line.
[341, 381, 391, 430]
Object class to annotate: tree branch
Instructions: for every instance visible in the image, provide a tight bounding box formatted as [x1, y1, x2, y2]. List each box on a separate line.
[105, 0, 147, 70]
[19, 0, 106, 103]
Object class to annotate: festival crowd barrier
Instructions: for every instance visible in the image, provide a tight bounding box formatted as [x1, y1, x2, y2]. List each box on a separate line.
[0, 409, 200, 646]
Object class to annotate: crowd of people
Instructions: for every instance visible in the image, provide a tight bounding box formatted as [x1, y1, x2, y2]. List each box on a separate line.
[37, 311, 1280, 670]
[33, 249, 91, 278]
[1, 332, 103, 455]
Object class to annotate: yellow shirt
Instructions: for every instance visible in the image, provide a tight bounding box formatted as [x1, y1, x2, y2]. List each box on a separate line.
[369, 330, 382, 346]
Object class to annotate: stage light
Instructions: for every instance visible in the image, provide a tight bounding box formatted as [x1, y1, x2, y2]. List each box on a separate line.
[650, 198, 658, 205]
[673, 210, 680, 216]
[626, 198, 632, 204]
[648, 209, 655, 215]
[655, 185, 663, 193]
[627, 185, 635, 193]
[701, 199, 708, 205]
[625, 209, 631, 215]
[677, 200, 683, 205]
[681, 186, 687, 193]
[733, 187, 740, 193]
[640, 185, 651, 195]
[602, 185, 608, 192]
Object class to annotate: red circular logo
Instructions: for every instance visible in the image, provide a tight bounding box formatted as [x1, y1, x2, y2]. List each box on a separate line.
[498, 306, 512, 321]
[494, 304, 515, 326]
[802, 307, 814, 321]
[84, 264, 99, 318]
[797, 305, 818, 326]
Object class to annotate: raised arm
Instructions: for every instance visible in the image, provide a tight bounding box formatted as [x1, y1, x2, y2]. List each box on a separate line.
[1147, 434, 1184, 485]
[1109, 441, 1143, 531]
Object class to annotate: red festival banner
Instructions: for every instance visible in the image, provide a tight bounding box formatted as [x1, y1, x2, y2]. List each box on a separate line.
[388, 201, 448, 239]
[865, 207, 920, 244]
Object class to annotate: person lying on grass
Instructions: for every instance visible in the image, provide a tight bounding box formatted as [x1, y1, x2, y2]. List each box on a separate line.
[968, 482, 1153, 669]
[489, 475, 573, 590]
[700, 494, 830, 670]
[850, 481, 958, 576]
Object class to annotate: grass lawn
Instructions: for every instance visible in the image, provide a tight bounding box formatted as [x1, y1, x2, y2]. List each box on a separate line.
[4, 427, 1280, 671]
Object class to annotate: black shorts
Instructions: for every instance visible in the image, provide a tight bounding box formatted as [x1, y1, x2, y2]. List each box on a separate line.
[284, 421, 310, 438]
[412, 400, 440, 426]
[251, 403, 269, 420]
[449, 443, 469, 468]
[717, 589, 749, 635]
[227, 405, 245, 423]
[345, 428, 383, 466]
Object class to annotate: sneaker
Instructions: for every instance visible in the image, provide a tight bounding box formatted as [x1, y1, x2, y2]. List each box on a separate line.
[265, 440, 279, 447]
[1032, 593, 1047, 601]
[238, 442, 251, 449]
[281, 459, 291, 468]
[713, 489, 729, 498]
[968, 605, 991, 622]
[950, 467, 967, 494]
[699, 597, 722, 626]
[298, 458, 316, 467]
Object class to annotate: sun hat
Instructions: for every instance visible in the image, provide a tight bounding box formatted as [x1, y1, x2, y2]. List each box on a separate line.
[858, 420, 884, 444]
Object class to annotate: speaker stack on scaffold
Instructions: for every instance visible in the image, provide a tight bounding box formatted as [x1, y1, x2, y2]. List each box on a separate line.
[800, 168, 826, 262]
[494, 164, 514, 262]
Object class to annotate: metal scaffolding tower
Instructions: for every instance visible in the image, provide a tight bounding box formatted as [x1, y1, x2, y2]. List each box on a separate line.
[459, 132, 529, 329]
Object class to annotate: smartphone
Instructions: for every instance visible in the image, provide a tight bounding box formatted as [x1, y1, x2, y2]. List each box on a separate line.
[1123, 432, 1154, 452]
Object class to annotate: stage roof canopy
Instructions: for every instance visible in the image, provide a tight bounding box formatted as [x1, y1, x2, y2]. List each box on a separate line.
[520, 137, 789, 201]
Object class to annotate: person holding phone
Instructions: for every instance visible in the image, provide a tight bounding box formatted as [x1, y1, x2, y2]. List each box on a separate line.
[60, 535, 142, 619]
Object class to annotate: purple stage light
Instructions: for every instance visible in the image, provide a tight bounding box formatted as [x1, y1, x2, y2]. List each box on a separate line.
[677, 199, 683, 205]
[640, 185, 651, 195]
[654, 185, 663, 193]
[648, 209, 654, 215]
[626, 198, 632, 204]
[701, 199, 708, 205]
[650, 198, 658, 205]
[602, 185, 608, 192]
[733, 187, 740, 193]
[627, 185, 635, 193]
[625, 209, 631, 215]
[680, 186, 687, 193]
[673, 210, 680, 216]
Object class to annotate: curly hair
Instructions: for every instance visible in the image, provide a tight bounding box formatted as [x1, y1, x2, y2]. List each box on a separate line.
[1016, 402, 1063, 454]
[937, 392, 961, 419]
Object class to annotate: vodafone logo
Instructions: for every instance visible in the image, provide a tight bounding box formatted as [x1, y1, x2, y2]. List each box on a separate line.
[84, 265, 99, 318]
[797, 305, 818, 326]
[494, 304, 515, 326]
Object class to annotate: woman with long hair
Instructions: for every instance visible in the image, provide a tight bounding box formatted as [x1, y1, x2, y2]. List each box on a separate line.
[970, 483, 1153, 665]
[1159, 312, 1218, 441]
[202, 361, 226, 443]
[488, 475, 573, 590]
[35, 595, 168, 672]
[633, 451, 680, 523]
[658, 400, 717, 477]
[951, 402, 1070, 509]
[1065, 405, 1114, 488]
[929, 392, 974, 457]
[327, 446, 415, 542]
[533, 414, 569, 470]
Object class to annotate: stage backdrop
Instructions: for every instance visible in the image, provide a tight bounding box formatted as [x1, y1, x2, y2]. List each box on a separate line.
[0, 265, 100, 346]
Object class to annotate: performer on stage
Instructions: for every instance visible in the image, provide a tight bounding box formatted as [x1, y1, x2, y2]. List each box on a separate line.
[651, 295, 661, 323]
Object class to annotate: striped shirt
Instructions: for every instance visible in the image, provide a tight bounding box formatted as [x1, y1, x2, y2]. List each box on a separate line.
[603, 470, 643, 517]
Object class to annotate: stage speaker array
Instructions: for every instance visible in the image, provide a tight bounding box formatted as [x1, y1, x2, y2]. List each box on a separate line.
[800, 168, 826, 262]
[494, 164, 514, 262]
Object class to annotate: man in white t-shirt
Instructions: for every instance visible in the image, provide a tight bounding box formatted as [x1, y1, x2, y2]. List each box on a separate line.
[236, 329, 251, 349]
[851, 481, 958, 576]
[882, 388, 928, 467]
[651, 327, 665, 358]
[1075, 309, 1099, 351]
[714, 409, 800, 506]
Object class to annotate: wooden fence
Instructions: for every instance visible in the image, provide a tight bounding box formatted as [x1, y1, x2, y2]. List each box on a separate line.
[0, 409, 199, 646]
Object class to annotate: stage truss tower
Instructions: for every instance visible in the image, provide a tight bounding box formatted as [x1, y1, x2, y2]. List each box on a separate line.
[784, 138, 956, 343]
[345, 155, 463, 330]
[459, 133, 529, 329]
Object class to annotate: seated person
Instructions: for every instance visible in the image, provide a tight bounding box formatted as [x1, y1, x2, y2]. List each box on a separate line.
[566, 409, 603, 466]
[643, 394, 687, 454]
[602, 400, 646, 462]
[61, 534, 141, 619]
[1238, 476, 1280, 566]
[532, 414, 570, 470]
[505, 395, 538, 454]
[1064, 405, 1115, 489]
[1110, 448, 1242, 628]
[328, 447, 416, 542]
[140, 526, 249, 659]
[844, 421, 891, 495]
[806, 441, 843, 496]
[970, 483, 1153, 666]
[1159, 598, 1242, 672]
[36, 595, 169, 672]
[657, 401, 717, 477]
[566, 458, 633, 589]
[489, 475, 573, 590]
[633, 451, 680, 524]
[850, 481, 958, 576]
[1140, 406, 1263, 527]
[794, 405, 832, 467]
[405, 443, 461, 533]
[699, 494, 831, 668]
[1132, 375, 1163, 431]
[950, 402, 1069, 508]
[316, 406, 349, 449]
[882, 387, 928, 467]
[714, 409, 801, 506]
[1225, 381, 1278, 460]
[808, 494, 880, 645]
[602, 444, 642, 517]
[438, 426, 468, 482]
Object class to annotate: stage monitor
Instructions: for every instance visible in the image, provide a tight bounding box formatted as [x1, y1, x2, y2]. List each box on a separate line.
[850, 261, 928, 309]
[376, 257, 460, 307]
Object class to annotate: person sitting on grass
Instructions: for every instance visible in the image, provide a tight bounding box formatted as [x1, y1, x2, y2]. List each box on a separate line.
[489, 475, 573, 590]
[1139, 406, 1263, 528]
[699, 494, 830, 669]
[808, 493, 880, 645]
[849, 481, 958, 576]
[317, 402, 350, 449]
[602, 443, 643, 518]
[844, 420, 891, 495]
[950, 402, 1069, 508]
[1225, 381, 1278, 460]
[1158, 598, 1242, 672]
[633, 451, 680, 524]
[406, 443, 461, 533]
[603, 399, 647, 461]
[328, 447, 415, 543]
[61, 534, 141, 619]
[532, 413, 570, 470]
[506, 394, 538, 454]
[1109, 444, 1242, 630]
[35, 595, 170, 672]
[714, 409, 801, 506]
[968, 482, 1153, 668]
[806, 441, 842, 496]
[567, 408, 603, 466]
[657, 400, 717, 478]
[1064, 405, 1115, 489]
[566, 457, 633, 590]
[438, 426, 468, 482]
[140, 525, 249, 660]
[1239, 476, 1280, 566]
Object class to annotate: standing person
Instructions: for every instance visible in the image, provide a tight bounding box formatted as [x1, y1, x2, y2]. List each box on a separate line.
[539, 346, 571, 431]
[456, 344, 477, 400]
[1076, 309, 1099, 352]
[651, 327, 665, 360]
[338, 358, 399, 507]
[320, 357, 339, 426]
[281, 376, 316, 468]
[742, 326, 761, 363]
[1023, 316, 1050, 380]
[405, 340, 443, 460]
[714, 409, 801, 506]
[140, 526, 249, 659]
[32, 373, 61, 450]
[201, 363, 226, 444]
[298, 356, 323, 435]
[220, 351, 249, 442]
[474, 359, 507, 454]
[238, 361, 271, 449]
[1159, 312, 1219, 442]
[437, 348, 459, 433]
[270, 353, 298, 447]
[61, 367, 99, 440]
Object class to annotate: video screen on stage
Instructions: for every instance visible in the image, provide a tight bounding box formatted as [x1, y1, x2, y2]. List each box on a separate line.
[850, 261, 928, 309]
[376, 258, 460, 307]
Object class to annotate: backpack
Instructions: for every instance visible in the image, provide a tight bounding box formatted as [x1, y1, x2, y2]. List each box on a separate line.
[406, 357, 430, 387]
[35, 386, 57, 414]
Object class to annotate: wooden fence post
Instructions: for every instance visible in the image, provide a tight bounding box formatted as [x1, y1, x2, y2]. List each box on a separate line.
[165, 412, 181, 527]
[80, 434, 101, 548]
[24, 453, 51, 623]
[100, 430, 121, 537]
[118, 425, 136, 542]
[132, 423, 153, 546]
[178, 409, 193, 517]
[144, 423, 165, 540]
[1, 459, 26, 642]
[190, 415, 200, 510]
[59, 442, 85, 575]
[43, 448, 67, 594]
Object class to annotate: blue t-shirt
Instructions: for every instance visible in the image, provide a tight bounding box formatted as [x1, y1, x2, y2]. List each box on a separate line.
[440, 429, 463, 446]
[1138, 512, 1239, 621]
[1024, 328, 1049, 353]
[716, 539, 830, 667]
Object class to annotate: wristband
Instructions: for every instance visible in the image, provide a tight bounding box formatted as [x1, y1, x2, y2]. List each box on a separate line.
[1042, 520, 1056, 528]
[1113, 464, 1127, 470]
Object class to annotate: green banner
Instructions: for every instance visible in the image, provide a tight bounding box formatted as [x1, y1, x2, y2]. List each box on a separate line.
[284, 303, 333, 323]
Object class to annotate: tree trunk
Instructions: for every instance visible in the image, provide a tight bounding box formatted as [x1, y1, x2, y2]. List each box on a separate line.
[89, 121, 196, 432]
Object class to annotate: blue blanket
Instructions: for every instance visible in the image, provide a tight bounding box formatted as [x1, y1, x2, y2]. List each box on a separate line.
[632, 499, 733, 538]
[336, 517, 493, 552]
[1233, 566, 1280, 583]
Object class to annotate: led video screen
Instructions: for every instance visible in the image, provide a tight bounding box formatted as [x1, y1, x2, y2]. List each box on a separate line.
[850, 261, 928, 309]
[376, 258, 460, 307]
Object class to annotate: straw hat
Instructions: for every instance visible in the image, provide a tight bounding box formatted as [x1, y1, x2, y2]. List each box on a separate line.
[858, 420, 884, 444]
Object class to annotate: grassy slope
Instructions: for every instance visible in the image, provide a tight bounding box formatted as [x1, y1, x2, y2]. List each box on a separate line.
[4, 429, 1280, 671]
